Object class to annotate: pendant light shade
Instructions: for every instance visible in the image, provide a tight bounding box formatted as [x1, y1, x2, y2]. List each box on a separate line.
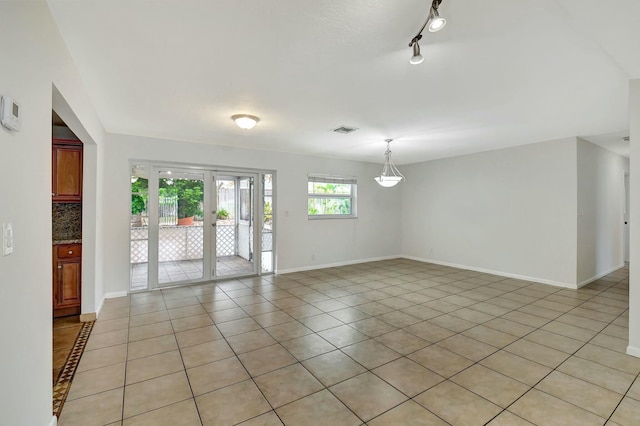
[374, 140, 405, 188]
[374, 175, 403, 187]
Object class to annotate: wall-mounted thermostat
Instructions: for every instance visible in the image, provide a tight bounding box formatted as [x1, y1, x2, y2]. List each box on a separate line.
[1, 96, 20, 131]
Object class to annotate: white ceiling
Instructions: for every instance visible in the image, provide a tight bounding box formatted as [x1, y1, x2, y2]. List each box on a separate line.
[46, 0, 638, 165]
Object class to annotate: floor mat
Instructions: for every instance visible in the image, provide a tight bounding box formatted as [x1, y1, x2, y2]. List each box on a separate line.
[52, 320, 94, 418]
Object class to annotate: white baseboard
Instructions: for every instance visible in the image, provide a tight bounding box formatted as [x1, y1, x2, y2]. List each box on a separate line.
[627, 345, 640, 359]
[49, 415, 58, 426]
[577, 264, 626, 288]
[401, 255, 576, 288]
[94, 291, 128, 320]
[276, 255, 401, 275]
[105, 291, 128, 299]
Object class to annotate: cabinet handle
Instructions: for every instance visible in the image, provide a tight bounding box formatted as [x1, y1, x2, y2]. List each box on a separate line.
[58, 265, 62, 269]
[68, 250, 73, 255]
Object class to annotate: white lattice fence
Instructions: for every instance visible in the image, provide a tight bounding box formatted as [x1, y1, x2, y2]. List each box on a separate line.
[262, 231, 272, 251]
[131, 227, 149, 264]
[158, 226, 204, 261]
[130, 224, 247, 263]
[217, 225, 235, 256]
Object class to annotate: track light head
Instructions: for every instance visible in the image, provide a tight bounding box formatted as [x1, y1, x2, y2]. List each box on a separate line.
[409, 42, 424, 65]
[429, 2, 447, 33]
[429, 14, 447, 33]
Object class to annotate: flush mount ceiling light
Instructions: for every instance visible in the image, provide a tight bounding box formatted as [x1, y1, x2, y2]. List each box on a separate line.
[374, 139, 406, 188]
[408, 0, 447, 65]
[231, 114, 260, 130]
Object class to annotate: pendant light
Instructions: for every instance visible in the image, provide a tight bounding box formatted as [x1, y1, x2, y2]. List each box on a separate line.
[408, 0, 447, 65]
[374, 139, 405, 188]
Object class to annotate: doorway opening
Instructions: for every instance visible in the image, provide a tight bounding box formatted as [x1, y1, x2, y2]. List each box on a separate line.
[214, 175, 255, 278]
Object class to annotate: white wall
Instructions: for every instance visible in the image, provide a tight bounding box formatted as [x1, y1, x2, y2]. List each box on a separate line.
[576, 138, 628, 286]
[0, 2, 104, 424]
[629, 79, 640, 357]
[401, 138, 578, 287]
[102, 133, 402, 295]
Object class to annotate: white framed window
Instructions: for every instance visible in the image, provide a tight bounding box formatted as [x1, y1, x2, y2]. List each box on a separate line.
[308, 174, 357, 219]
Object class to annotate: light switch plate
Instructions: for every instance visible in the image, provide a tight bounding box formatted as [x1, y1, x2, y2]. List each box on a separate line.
[3, 223, 13, 256]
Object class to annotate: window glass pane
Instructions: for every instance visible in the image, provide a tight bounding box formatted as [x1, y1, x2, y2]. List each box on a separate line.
[130, 164, 149, 291]
[308, 197, 352, 215]
[157, 171, 205, 285]
[262, 173, 273, 273]
[308, 182, 352, 195]
[307, 174, 356, 217]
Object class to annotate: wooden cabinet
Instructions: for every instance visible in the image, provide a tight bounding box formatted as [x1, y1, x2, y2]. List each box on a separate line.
[52, 139, 83, 202]
[53, 244, 81, 318]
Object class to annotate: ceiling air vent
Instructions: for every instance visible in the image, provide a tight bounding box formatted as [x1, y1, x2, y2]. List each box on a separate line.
[332, 126, 358, 134]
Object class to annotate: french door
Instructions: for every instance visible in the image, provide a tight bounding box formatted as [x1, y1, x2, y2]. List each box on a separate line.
[212, 173, 258, 279]
[129, 163, 274, 291]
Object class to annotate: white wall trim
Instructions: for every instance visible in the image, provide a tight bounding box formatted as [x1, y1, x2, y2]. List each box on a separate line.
[627, 345, 640, 359]
[49, 415, 58, 426]
[276, 255, 400, 275]
[401, 255, 577, 288]
[577, 264, 625, 288]
[105, 291, 128, 299]
[95, 296, 105, 319]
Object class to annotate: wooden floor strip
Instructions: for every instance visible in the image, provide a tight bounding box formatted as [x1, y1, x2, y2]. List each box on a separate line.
[53, 320, 94, 418]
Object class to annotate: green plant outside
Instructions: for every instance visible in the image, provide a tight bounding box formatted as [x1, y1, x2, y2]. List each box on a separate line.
[217, 208, 230, 220]
[308, 182, 352, 215]
[159, 178, 204, 219]
[308, 198, 351, 215]
[264, 201, 273, 224]
[131, 178, 148, 215]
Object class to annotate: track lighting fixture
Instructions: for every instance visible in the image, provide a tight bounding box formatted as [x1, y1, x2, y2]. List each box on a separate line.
[374, 139, 406, 188]
[408, 0, 447, 64]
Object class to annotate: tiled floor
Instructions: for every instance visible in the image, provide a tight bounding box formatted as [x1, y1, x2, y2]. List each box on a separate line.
[59, 259, 640, 425]
[216, 255, 255, 276]
[131, 257, 254, 290]
[158, 260, 205, 284]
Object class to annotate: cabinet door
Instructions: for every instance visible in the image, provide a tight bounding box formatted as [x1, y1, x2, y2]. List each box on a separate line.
[53, 144, 83, 202]
[55, 259, 81, 308]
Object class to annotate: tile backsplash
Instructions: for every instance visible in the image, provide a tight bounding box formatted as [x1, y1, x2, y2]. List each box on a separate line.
[52, 203, 82, 241]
